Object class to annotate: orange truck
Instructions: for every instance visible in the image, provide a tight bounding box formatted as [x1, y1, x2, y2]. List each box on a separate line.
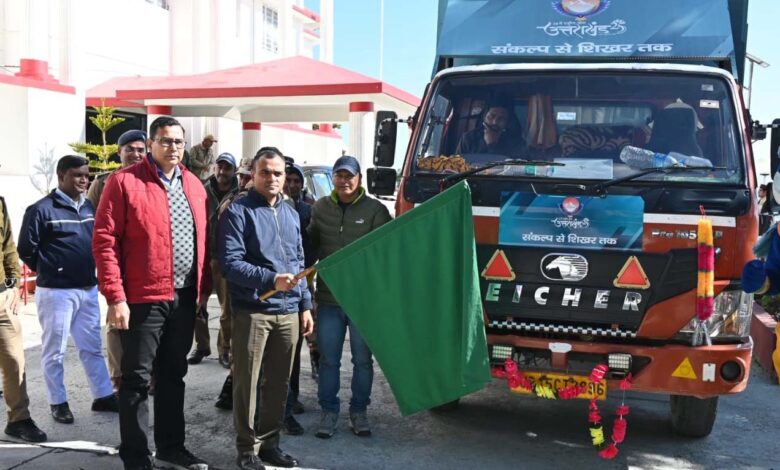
[369, 0, 778, 436]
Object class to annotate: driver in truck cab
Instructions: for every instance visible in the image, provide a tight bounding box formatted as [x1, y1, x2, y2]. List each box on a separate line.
[455, 100, 527, 157]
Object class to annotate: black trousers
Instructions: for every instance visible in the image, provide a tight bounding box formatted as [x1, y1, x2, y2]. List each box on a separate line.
[118, 286, 196, 468]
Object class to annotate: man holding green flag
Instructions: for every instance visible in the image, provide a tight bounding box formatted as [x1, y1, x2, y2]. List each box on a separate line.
[313, 176, 491, 420]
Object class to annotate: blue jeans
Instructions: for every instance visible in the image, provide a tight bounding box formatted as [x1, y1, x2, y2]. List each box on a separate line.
[317, 304, 373, 414]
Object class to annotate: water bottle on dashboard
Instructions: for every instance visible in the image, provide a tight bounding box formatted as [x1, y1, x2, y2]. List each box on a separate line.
[619, 146, 713, 169]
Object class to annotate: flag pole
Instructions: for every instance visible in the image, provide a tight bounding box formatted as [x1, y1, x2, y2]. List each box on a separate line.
[258, 266, 317, 301]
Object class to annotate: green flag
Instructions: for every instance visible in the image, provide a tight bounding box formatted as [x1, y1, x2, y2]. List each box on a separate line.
[316, 181, 491, 416]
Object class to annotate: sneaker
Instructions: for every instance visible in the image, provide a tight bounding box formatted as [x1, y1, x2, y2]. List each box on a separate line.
[91, 393, 119, 412]
[4, 418, 47, 443]
[349, 411, 372, 437]
[155, 447, 208, 470]
[187, 349, 210, 365]
[236, 452, 265, 470]
[315, 411, 338, 439]
[218, 352, 231, 369]
[50, 402, 74, 424]
[283, 415, 304, 435]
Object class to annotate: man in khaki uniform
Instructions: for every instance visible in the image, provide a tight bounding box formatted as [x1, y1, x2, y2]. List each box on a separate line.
[0, 195, 47, 442]
[188, 134, 217, 182]
[87, 129, 146, 392]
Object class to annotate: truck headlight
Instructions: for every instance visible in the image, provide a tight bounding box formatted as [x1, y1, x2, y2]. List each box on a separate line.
[680, 290, 753, 339]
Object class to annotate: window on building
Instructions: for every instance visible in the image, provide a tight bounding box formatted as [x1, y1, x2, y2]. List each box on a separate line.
[262, 4, 280, 54]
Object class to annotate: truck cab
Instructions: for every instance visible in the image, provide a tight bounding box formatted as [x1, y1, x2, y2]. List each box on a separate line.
[369, 0, 774, 437]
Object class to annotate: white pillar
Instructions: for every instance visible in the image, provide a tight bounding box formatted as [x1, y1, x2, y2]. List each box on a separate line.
[242, 122, 262, 169]
[319, 0, 334, 64]
[348, 102, 375, 182]
[26, 0, 50, 61]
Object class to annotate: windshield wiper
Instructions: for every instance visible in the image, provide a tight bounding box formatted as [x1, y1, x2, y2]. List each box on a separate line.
[439, 159, 564, 189]
[574, 165, 726, 197]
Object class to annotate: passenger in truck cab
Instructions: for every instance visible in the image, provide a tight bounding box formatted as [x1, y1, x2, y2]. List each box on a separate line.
[455, 100, 527, 157]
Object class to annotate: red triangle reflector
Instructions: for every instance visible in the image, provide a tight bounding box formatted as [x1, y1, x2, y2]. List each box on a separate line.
[613, 256, 650, 290]
[481, 249, 516, 281]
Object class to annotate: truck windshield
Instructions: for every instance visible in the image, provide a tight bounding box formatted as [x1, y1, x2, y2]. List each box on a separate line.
[413, 71, 743, 184]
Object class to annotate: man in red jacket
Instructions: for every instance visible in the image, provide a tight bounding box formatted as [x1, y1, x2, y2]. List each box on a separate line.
[93, 116, 211, 470]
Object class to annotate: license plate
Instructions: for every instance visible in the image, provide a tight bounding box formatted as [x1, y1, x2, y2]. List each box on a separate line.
[510, 371, 607, 400]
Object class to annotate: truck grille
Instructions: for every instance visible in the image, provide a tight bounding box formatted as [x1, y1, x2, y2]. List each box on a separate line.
[489, 319, 638, 339]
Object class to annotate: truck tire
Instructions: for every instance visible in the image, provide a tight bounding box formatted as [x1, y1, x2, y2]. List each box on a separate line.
[431, 399, 461, 412]
[669, 395, 718, 437]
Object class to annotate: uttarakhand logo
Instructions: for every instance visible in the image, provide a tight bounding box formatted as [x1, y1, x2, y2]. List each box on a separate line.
[560, 196, 583, 216]
[553, 0, 610, 21]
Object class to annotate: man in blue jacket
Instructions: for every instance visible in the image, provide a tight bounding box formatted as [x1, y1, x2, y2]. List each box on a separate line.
[17, 155, 116, 425]
[219, 148, 313, 470]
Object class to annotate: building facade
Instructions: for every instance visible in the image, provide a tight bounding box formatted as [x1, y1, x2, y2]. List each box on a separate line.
[0, 0, 339, 228]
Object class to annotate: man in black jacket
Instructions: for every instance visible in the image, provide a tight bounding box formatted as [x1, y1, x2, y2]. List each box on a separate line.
[17, 155, 116, 425]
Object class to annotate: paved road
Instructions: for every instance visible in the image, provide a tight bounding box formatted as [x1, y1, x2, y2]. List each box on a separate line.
[1, 299, 778, 470]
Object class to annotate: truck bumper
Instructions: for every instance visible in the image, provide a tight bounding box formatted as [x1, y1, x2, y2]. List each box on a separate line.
[486, 333, 752, 398]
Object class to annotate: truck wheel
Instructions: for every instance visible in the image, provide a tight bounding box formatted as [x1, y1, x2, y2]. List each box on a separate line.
[669, 395, 718, 437]
[431, 399, 461, 412]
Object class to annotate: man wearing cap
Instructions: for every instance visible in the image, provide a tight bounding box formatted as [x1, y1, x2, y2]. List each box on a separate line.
[188, 134, 217, 182]
[189, 152, 239, 367]
[18, 155, 117, 425]
[308, 155, 391, 439]
[87, 130, 147, 209]
[279, 162, 315, 435]
[87, 129, 147, 392]
[0, 194, 48, 443]
[237, 162, 253, 190]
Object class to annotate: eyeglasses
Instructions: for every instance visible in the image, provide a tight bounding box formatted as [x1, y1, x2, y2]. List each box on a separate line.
[154, 138, 186, 149]
[259, 169, 285, 178]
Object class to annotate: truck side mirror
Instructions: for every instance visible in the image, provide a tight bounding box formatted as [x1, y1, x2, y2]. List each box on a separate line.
[368, 167, 397, 196]
[752, 121, 767, 141]
[374, 110, 398, 167]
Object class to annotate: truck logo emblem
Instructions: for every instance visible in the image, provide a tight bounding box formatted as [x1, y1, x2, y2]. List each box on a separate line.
[559, 196, 583, 216]
[554, 0, 610, 20]
[541, 253, 588, 282]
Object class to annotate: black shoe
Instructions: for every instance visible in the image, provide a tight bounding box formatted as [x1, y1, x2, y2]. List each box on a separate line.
[218, 352, 231, 369]
[236, 452, 265, 470]
[215, 374, 233, 410]
[155, 447, 208, 470]
[187, 349, 210, 365]
[91, 393, 119, 412]
[4, 418, 47, 442]
[215, 394, 233, 410]
[283, 415, 304, 435]
[292, 400, 304, 415]
[50, 402, 74, 424]
[257, 448, 298, 468]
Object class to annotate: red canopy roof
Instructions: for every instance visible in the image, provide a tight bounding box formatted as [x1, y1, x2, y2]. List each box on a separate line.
[87, 56, 420, 110]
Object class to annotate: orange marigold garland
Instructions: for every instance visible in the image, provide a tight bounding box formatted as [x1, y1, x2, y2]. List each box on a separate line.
[495, 359, 633, 459]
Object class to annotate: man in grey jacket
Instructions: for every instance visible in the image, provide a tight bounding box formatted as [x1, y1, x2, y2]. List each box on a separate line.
[218, 148, 313, 470]
[308, 155, 391, 439]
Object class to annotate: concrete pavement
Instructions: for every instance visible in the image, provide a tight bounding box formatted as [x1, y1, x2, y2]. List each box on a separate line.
[1, 296, 779, 470]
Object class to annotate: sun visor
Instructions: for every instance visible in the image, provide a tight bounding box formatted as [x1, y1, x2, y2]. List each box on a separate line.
[435, 0, 737, 77]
